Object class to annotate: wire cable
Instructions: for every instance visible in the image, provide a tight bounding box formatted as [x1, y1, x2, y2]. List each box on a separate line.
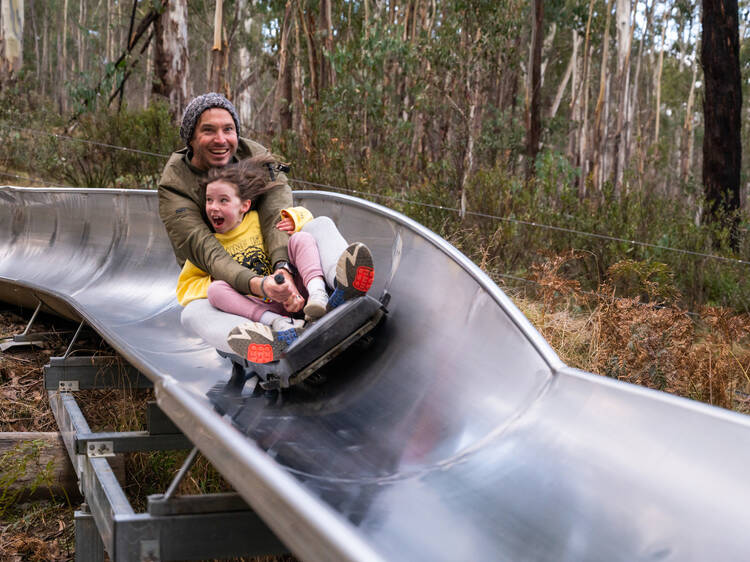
[0, 123, 171, 158]
[291, 178, 750, 267]
[1, 122, 747, 268]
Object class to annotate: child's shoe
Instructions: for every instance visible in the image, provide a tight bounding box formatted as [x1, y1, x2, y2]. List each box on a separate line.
[304, 289, 329, 321]
[327, 242, 375, 311]
[227, 318, 305, 363]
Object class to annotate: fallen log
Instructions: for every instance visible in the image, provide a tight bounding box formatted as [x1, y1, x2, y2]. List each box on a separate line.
[0, 432, 124, 504]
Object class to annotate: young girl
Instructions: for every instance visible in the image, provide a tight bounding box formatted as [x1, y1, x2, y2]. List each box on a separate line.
[175, 154, 374, 363]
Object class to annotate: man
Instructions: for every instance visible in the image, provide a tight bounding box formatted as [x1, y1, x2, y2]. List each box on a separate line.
[158, 92, 296, 305]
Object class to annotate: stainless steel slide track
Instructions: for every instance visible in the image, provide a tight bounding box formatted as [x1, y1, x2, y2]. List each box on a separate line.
[1, 185, 749, 561]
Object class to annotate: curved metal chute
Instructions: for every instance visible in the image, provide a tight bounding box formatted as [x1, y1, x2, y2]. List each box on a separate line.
[1, 185, 748, 561]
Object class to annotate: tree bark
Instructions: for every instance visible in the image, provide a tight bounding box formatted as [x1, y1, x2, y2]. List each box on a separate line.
[236, 0, 253, 126]
[577, 0, 596, 198]
[318, 0, 334, 90]
[61, 0, 68, 110]
[209, 0, 228, 95]
[153, 0, 190, 121]
[591, 0, 612, 192]
[701, 0, 742, 235]
[611, 0, 633, 194]
[0, 0, 24, 80]
[653, 6, 668, 145]
[270, 0, 294, 136]
[680, 43, 699, 183]
[0, 432, 124, 503]
[550, 30, 579, 121]
[525, 0, 543, 179]
[41, 7, 47, 96]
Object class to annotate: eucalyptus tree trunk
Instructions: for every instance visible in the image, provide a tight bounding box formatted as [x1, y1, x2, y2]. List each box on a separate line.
[318, 0, 334, 90]
[236, 0, 253, 127]
[577, 0, 596, 198]
[270, 0, 294, 136]
[612, 0, 633, 194]
[61, 0, 68, 110]
[653, 5, 668, 145]
[29, 0, 38, 82]
[299, 2, 318, 101]
[550, 30, 579, 121]
[153, 0, 190, 120]
[701, 0, 742, 237]
[591, 0, 612, 192]
[629, 0, 653, 192]
[209, 0, 225, 94]
[679, 44, 699, 183]
[0, 0, 24, 80]
[143, 39, 152, 109]
[77, 0, 84, 73]
[292, 9, 309, 149]
[525, 0, 543, 179]
[106, 0, 112, 62]
[41, 9, 47, 95]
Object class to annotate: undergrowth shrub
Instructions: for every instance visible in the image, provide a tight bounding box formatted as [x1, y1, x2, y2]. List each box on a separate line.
[519, 251, 750, 414]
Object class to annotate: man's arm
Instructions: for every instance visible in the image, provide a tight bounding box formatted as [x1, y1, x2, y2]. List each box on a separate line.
[257, 170, 293, 268]
[241, 139, 294, 269]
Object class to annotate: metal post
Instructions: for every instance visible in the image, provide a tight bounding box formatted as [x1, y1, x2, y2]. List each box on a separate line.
[75, 505, 105, 562]
[63, 320, 86, 359]
[163, 446, 200, 500]
[20, 301, 42, 335]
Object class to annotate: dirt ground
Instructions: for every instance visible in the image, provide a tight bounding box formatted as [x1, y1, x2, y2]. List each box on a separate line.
[0, 304, 296, 562]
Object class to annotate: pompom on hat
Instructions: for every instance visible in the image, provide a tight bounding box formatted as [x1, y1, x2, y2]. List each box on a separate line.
[179, 93, 241, 148]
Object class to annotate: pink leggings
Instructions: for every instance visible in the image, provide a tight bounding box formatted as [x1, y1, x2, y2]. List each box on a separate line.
[207, 231, 324, 321]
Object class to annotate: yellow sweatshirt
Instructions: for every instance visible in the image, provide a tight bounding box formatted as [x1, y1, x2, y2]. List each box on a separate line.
[176, 212, 269, 306]
[175, 206, 314, 306]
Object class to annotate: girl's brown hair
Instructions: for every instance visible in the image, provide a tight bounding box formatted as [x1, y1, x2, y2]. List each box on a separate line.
[200, 153, 286, 202]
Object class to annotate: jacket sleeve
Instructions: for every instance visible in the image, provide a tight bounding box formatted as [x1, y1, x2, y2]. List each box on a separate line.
[158, 176, 255, 295]
[257, 173, 294, 267]
[241, 140, 294, 268]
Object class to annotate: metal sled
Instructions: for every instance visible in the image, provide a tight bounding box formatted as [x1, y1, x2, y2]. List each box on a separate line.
[218, 292, 389, 393]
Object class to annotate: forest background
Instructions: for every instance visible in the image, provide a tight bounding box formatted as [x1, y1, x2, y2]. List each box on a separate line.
[0, 0, 748, 409]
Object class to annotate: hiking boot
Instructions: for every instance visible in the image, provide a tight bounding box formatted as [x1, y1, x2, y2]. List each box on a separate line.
[227, 319, 305, 364]
[303, 289, 329, 321]
[327, 242, 375, 311]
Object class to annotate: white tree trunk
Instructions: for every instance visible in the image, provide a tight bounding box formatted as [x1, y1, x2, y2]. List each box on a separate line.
[612, 0, 632, 193]
[550, 29, 579, 120]
[653, 6, 668, 145]
[154, 0, 190, 120]
[236, 0, 253, 128]
[0, 0, 24, 77]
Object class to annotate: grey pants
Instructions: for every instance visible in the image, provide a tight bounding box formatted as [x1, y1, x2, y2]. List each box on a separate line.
[181, 216, 348, 350]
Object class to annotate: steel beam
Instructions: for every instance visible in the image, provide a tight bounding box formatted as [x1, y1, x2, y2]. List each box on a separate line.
[44, 355, 152, 391]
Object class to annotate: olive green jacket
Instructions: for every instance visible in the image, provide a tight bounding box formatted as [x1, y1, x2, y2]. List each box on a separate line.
[157, 138, 292, 295]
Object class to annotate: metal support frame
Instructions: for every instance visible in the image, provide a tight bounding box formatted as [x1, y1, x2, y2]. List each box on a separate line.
[48, 363, 287, 561]
[44, 355, 152, 391]
[0, 301, 59, 351]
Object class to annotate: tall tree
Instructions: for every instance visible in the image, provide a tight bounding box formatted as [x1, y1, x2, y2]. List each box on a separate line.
[701, 0, 742, 235]
[526, 0, 544, 179]
[0, 0, 24, 81]
[154, 0, 190, 120]
[209, 0, 228, 95]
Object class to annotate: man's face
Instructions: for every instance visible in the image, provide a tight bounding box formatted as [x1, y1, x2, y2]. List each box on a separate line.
[189, 108, 238, 170]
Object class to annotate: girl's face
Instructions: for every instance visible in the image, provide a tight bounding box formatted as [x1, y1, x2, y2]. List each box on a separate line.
[205, 180, 251, 234]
